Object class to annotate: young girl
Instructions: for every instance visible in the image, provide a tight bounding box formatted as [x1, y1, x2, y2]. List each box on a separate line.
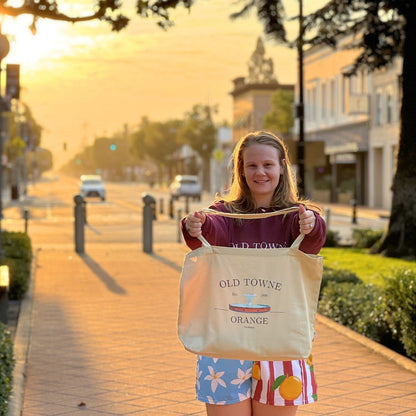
[182, 131, 326, 416]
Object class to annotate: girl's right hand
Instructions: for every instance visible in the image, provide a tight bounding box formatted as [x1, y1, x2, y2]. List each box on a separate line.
[185, 211, 206, 238]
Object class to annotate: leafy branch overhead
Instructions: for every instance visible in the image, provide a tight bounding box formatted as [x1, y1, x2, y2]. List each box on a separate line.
[0, 0, 130, 32]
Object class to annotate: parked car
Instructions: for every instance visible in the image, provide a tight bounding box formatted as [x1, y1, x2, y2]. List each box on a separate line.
[170, 175, 202, 201]
[79, 175, 106, 201]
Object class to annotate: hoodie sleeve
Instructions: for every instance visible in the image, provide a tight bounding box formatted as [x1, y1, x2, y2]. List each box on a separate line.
[181, 202, 231, 250]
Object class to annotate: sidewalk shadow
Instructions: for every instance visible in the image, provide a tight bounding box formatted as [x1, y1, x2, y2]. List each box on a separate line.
[149, 253, 182, 273]
[78, 253, 127, 295]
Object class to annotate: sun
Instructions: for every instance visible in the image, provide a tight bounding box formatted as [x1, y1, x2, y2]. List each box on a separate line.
[2, 15, 70, 67]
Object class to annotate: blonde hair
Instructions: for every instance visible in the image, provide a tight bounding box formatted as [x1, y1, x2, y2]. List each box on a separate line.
[219, 131, 320, 214]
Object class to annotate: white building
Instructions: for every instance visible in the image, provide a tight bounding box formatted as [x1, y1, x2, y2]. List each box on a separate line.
[301, 36, 400, 209]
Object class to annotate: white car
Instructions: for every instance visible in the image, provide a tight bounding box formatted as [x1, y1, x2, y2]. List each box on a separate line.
[170, 175, 202, 201]
[79, 175, 106, 201]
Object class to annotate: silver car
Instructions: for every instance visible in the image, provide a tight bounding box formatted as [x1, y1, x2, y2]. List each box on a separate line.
[170, 175, 202, 201]
[79, 175, 106, 201]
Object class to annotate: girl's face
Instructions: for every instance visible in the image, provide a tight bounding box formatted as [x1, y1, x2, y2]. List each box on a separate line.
[242, 143, 283, 207]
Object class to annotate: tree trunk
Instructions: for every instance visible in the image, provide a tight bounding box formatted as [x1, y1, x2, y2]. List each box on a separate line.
[379, 4, 416, 258]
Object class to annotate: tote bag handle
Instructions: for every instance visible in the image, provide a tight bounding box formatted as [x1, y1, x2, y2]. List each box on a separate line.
[197, 206, 304, 249]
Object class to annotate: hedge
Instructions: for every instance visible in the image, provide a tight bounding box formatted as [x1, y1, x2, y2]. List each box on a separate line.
[319, 268, 416, 360]
[2, 231, 32, 300]
[0, 323, 14, 416]
[383, 269, 416, 360]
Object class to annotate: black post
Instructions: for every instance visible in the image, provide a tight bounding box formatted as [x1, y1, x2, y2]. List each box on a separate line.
[352, 199, 358, 224]
[297, 0, 305, 197]
[169, 198, 174, 219]
[74, 194, 85, 254]
[142, 193, 155, 253]
[23, 209, 29, 234]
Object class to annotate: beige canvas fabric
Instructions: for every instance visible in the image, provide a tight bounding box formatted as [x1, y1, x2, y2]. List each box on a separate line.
[178, 208, 323, 361]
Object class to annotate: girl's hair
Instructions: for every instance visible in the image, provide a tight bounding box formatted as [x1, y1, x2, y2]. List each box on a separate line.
[219, 130, 320, 213]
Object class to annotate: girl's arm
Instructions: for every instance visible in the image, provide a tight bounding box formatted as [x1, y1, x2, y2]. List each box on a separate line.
[291, 206, 326, 254]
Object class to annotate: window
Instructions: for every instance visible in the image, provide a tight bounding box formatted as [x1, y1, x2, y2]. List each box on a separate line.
[311, 87, 316, 120]
[321, 83, 326, 119]
[376, 90, 383, 125]
[342, 75, 348, 114]
[386, 88, 393, 124]
[330, 79, 336, 118]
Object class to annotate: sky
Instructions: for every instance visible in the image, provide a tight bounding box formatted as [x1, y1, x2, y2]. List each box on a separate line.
[1, 0, 325, 168]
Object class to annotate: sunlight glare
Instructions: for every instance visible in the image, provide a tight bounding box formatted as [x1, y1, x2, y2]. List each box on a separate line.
[2, 16, 73, 67]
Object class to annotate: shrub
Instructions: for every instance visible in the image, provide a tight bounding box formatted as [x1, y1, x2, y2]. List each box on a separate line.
[318, 281, 391, 343]
[324, 229, 340, 247]
[352, 228, 384, 249]
[320, 267, 360, 297]
[1, 231, 32, 300]
[0, 323, 14, 416]
[383, 269, 416, 360]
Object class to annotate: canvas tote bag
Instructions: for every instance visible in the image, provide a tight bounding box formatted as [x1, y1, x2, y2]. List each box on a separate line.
[178, 207, 323, 361]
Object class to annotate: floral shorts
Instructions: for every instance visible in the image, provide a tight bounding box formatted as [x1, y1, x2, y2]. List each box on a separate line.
[196, 355, 317, 406]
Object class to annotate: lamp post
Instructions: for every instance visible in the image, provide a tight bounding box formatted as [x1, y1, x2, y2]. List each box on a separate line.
[0, 27, 10, 259]
[296, 0, 305, 197]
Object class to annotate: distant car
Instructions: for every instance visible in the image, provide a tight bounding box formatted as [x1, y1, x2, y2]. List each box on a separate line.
[170, 175, 202, 201]
[79, 175, 106, 201]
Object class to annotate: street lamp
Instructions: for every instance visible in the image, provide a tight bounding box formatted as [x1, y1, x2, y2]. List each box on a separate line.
[0, 26, 10, 259]
[296, 0, 305, 198]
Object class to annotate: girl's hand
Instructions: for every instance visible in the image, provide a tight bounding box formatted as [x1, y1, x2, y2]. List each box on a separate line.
[184, 211, 206, 238]
[299, 205, 316, 235]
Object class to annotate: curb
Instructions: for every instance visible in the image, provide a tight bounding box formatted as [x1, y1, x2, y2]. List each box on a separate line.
[7, 250, 37, 416]
[316, 314, 416, 375]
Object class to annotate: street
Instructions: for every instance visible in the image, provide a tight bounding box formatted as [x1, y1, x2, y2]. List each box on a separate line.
[3, 175, 388, 251]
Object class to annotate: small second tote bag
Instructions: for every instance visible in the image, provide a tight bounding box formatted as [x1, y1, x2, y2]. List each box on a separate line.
[178, 208, 324, 361]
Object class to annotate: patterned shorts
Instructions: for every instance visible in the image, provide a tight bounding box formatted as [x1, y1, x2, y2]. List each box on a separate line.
[196, 355, 317, 406]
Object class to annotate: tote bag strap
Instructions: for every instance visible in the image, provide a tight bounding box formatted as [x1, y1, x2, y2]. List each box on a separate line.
[201, 206, 299, 219]
[197, 206, 305, 249]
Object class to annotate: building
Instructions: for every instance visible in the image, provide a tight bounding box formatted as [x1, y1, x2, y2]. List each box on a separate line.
[368, 59, 401, 209]
[302, 35, 401, 208]
[230, 37, 294, 143]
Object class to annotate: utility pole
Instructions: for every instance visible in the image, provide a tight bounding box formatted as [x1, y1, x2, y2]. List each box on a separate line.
[297, 0, 305, 198]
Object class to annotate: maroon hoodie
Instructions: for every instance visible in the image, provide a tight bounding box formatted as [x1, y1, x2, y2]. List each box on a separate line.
[181, 201, 326, 255]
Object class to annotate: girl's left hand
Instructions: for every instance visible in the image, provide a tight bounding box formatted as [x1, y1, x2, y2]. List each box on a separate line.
[299, 204, 316, 235]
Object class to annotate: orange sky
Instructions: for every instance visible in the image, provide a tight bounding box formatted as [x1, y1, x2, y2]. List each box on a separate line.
[1, 0, 325, 168]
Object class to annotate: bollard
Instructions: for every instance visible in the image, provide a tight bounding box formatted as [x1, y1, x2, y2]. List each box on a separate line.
[23, 209, 29, 234]
[0, 265, 9, 324]
[142, 193, 156, 253]
[83, 199, 88, 224]
[159, 198, 164, 215]
[185, 196, 190, 214]
[352, 199, 358, 224]
[177, 209, 183, 243]
[74, 194, 85, 254]
[325, 207, 331, 228]
[169, 198, 174, 219]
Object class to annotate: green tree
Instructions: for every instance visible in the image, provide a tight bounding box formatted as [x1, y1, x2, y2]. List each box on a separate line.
[27, 147, 53, 175]
[130, 117, 183, 184]
[179, 104, 217, 191]
[263, 89, 294, 136]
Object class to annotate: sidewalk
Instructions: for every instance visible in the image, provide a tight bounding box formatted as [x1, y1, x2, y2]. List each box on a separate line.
[9, 238, 416, 415]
